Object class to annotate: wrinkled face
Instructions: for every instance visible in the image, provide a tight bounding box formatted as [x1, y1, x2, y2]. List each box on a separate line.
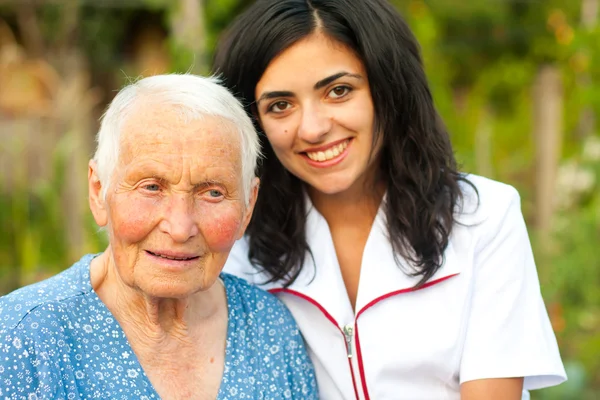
[255, 33, 379, 196]
[89, 103, 257, 299]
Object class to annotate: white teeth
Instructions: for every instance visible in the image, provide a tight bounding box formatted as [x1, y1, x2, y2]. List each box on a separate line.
[306, 140, 349, 162]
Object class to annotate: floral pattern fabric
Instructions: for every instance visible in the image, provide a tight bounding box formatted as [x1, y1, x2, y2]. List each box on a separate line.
[0, 254, 318, 399]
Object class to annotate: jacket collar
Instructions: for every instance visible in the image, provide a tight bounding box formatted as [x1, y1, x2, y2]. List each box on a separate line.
[263, 196, 463, 325]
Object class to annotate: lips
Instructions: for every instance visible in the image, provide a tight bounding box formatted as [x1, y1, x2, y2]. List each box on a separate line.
[146, 250, 199, 261]
[303, 138, 351, 162]
[305, 140, 349, 162]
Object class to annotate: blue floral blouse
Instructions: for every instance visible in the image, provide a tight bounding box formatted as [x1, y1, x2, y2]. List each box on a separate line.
[0, 254, 318, 399]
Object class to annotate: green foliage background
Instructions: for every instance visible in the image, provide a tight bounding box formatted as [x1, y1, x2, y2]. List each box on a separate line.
[0, 0, 598, 398]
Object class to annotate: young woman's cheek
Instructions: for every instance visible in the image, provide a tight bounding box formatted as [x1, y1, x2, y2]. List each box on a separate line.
[262, 118, 294, 146]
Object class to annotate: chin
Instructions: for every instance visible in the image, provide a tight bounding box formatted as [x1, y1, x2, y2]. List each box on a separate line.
[141, 275, 217, 299]
[308, 179, 355, 196]
[143, 285, 197, 299]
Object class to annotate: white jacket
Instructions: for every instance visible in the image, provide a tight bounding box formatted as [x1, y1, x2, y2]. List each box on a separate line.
[223, 175, 567, 399]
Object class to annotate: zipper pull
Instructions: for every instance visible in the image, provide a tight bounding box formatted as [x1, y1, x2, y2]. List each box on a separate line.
[343, 324, 353, 359]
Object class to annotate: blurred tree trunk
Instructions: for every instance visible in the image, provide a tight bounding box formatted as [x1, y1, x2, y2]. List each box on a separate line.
[52, 0, 101, 261]
[0, 17, 59, 287]
[169, 0, 207, 73]
[11, 1, 100, 264]
[475, 105, 494, 178]
[532, 65, 563, 242]
[15, 2, 43, 58]
[576, 0, 598, 139]
[581, 0, 598, 30]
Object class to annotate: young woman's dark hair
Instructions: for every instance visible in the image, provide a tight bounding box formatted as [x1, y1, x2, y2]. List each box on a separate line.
[213, 0, 475, 287]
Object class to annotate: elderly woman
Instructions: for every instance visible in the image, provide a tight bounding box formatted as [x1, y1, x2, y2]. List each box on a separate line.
[0, 75, 318, 399]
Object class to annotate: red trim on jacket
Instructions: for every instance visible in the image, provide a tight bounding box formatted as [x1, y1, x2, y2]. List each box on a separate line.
[270, 273, 460, 400]
[353, 273, 460, 399]
[269, 288, 360, 399]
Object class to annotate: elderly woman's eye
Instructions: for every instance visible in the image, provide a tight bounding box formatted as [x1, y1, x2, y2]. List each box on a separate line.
[143, 183, 161, 191]
[208, 189, 223, 198]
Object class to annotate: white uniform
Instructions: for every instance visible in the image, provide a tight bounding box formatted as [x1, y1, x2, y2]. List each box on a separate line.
[223, 175, 567, 399]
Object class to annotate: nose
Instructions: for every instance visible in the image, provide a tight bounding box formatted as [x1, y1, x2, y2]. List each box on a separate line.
[159, 194, 199, 243]
[297, 103, 332, 143]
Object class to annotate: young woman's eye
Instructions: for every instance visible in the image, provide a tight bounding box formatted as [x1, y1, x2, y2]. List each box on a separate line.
[268, 101, 291, 113]
[328, 85, 351, 99]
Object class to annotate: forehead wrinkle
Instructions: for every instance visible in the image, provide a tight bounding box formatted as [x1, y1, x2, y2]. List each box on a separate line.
[125, 158, 182, 186]
[118, 117, 185, 173]
[117, 102, 244, 188]
[118, 136, 184, 183]
[187, 142, 243, 188]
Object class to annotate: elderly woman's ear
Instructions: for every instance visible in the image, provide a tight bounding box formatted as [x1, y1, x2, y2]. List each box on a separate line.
[238, 177, 260, 240]
[88, 160, 108, 227]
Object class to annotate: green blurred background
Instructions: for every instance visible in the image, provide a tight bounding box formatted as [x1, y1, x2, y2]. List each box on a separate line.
[0, 0, 598, 398]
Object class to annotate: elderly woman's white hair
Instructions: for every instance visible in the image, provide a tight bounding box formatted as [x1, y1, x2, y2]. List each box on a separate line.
[93, 74, 261, 204]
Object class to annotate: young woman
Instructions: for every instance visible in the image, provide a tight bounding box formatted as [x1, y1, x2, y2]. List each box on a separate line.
[213, 0, 567, 399]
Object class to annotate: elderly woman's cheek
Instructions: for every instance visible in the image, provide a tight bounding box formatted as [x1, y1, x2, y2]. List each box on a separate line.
[111, 197, 159, 242]
[200, 206, 244, 252]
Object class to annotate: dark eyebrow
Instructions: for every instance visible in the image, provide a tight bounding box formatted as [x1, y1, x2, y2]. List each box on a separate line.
[314, 71, 362, 90]
[256, 90, 294, 104]
[256, 71, 363, 105]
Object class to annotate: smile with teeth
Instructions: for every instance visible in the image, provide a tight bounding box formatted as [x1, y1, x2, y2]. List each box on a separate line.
[305, 140, 349, 162]
[147, 251, 198, 261]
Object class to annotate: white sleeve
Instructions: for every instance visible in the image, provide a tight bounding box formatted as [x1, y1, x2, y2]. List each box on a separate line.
[460, 187, 567, 390]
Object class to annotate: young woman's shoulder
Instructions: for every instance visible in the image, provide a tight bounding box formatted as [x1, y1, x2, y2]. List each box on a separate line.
[453, 175, 567, 389]
[456, 173, 522, 227]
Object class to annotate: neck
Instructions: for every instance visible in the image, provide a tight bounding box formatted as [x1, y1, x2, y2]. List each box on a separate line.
[90, 250, 224, 340]
[307, 173, 386, 227]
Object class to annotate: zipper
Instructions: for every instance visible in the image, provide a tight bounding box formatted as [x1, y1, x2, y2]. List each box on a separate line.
[341, 323, 359, 399]
[343, 324, 354, 358]
[269, 274, 460, 400]
[268, 288, 360, 399]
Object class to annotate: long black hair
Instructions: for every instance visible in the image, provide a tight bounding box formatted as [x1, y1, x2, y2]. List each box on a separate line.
[213, 0, 475, 287]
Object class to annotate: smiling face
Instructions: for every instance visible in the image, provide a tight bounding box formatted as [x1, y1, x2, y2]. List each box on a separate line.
[88, 102, 257, 299]
[255, 33, 380, 197]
